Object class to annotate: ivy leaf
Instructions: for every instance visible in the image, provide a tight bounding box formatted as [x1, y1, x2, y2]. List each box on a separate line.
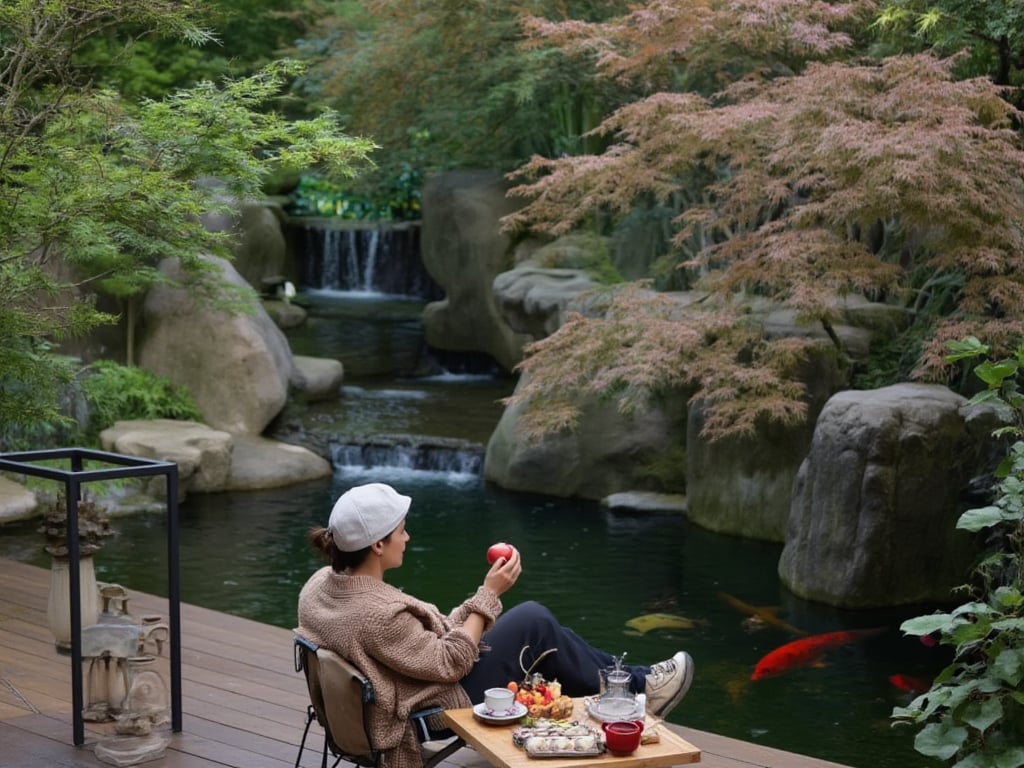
[991, 648, 1024, 686]
[952, 602, 994, 618]
[915, 721, 968, 760]
[957, 506, 1006, 531]
[991, 618, 1024, 633]
[995, 747, 1024, 768]
[992, 587, 1023, 608]
[951, 621, 992, 645]
[951, 754, 984, 768]
[962, 698, 1002, 732]
[901, 614, 954, 636]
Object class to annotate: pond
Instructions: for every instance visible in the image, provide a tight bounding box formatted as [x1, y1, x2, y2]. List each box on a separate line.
[0, 472, 944, 768]
[0, 288, 948, 768]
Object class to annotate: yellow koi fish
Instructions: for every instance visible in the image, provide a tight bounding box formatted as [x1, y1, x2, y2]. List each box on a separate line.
[624, 613, 699, 634]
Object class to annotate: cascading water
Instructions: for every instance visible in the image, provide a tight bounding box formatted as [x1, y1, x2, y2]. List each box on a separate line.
[278, 215, 509, 480]
[330, 437, 484, 477]
[289, 219, 443, 299]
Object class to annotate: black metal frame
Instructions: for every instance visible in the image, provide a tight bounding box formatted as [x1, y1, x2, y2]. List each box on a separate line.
[0, 447, 182, 746]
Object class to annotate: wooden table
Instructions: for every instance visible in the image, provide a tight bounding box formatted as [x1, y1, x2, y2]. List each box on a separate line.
[444, 698, 701, 768]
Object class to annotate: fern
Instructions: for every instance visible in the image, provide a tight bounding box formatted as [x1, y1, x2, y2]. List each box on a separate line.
[81, 361, 202, 444]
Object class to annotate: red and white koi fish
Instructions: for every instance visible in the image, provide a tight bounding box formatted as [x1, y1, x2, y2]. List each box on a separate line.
[751, 627, 887, 680]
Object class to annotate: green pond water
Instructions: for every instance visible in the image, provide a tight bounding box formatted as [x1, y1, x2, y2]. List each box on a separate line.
[0, 290, 947, 768]
[0, 476, 944, 768]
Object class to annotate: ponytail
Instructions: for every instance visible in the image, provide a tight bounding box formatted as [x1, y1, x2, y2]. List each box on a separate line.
[307, 525, 373, 573]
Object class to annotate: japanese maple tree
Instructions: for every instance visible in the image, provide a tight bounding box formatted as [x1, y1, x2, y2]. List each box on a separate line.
[502, 0, 1024, 440]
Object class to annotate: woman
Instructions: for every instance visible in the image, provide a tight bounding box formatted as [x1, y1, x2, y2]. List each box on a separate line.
[297, 482, 694, 768]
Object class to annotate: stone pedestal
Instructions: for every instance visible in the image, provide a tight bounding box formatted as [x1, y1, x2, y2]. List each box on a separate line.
[46, 556, 99, 653]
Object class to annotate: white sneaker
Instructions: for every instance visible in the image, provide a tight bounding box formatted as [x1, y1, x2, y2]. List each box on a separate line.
[644, 651, 694, 718]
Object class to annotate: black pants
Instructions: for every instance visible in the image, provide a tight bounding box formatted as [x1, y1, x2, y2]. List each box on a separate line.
[459, 601, 650, 703]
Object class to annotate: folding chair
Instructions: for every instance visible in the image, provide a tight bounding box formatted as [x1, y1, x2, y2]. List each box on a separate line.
[294, 634, 465, 768]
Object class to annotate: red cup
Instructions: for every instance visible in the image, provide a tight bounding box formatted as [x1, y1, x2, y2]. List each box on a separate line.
[601, 720, 644, 756]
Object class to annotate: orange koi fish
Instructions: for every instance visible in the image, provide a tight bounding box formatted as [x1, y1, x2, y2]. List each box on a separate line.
[717, 592, 808, 636]
[751, 627, 886, 680]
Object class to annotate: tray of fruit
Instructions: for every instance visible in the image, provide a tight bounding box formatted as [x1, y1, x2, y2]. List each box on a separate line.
[507, 645, 575, 721]
[509, 678, 575, 720]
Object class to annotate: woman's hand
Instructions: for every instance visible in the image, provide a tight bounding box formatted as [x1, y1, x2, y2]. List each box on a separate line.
[483, 546, 521, 597]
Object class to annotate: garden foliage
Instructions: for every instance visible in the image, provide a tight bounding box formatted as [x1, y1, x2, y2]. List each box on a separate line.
[0, 0, 375, 434]
[893, 336, 1024, 767]
[499, 1, 1024, 440]
[289, 0, 633, 177]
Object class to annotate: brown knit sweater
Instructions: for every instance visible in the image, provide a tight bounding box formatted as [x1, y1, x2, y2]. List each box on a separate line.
[297, 566, 503, 768]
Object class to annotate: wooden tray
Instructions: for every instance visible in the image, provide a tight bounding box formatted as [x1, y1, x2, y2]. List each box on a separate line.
[444, 698, 701, 768]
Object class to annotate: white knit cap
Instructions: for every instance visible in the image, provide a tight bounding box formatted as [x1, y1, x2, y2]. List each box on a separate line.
[328, 483, 411, 552]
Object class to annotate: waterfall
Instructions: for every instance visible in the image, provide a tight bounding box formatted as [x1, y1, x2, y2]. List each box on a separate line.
[329, 436, 484, 478]
[289, 220, 442, 299]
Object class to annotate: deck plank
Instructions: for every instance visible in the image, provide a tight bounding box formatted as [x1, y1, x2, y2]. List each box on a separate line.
[0, 557, 853, 768]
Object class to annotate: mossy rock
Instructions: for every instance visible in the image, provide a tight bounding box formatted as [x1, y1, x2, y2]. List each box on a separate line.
[530, 233, 623, 284]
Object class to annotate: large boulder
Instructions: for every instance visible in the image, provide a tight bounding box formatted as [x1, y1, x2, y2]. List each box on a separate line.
[778, 383, 1000, 608]
[685, 340, 849, 542]
[421, 170, 531, 372]
[100, 419, 234, 495]
[484, 378, 687, 500]
[201, 198, 289, 289]
[99, 419, 332, 499]
[291, 355, 344, 402]
[653, 293, 903, 541]
[221, 434, 331, 491]
[138, 256, 294, 435]
[0, 475, 37, 523]
[493, 267, 601, 339]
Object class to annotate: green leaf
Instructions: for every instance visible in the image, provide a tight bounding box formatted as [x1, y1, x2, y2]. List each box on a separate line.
[951, 621, 993, 645]
[991, 648, 1024, 686]
[957, 506, 1008, 531]
[952, 602, 994, 618]
[951, 755, 982, 768]
[945, 336, 988, 362]
[962, 698, 1002, 732]
[992, 587, 1024, 609]
[975, 360, 1019, 387]
[990, 618, 1024, 632]
[965, 389, 1003, 407]
[995, 747, 1024, 768]
[915, 721, 968, 760]
[901, 614, 954, 636]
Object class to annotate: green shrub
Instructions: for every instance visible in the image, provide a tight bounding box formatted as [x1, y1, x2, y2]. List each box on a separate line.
[531, 233, 624, 285]
[81, 361, 202, 443]
[286, 162, 423, 221]
[891, 336, 1024, 767]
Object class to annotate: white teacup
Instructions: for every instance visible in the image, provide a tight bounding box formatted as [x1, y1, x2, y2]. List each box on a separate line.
[483, 687, 515, 714]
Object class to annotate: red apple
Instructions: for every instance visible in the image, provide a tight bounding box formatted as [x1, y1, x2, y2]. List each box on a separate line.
[486, 542, 514, 564]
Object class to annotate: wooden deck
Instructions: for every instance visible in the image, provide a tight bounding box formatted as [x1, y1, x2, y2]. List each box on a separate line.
[0, 557, 852, 768]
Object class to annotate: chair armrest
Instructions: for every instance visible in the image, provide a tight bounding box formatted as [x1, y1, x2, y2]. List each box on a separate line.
[294, 635, 319, 673]
[410, 706, 457, 742]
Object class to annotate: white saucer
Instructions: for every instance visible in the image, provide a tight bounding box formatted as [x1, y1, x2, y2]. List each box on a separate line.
[585, 696, 645, 723]
[472, 701, 528, 725]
